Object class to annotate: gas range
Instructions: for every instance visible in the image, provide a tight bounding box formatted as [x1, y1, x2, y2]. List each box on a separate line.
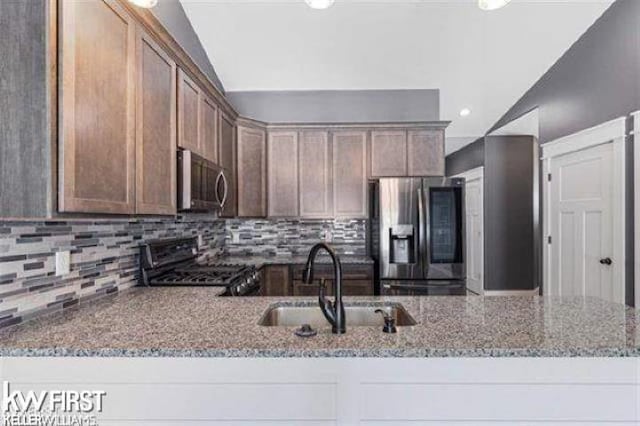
[140, 238, 260, 296]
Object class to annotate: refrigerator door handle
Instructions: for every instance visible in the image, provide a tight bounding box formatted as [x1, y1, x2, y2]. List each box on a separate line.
[417, 187, 427, 276]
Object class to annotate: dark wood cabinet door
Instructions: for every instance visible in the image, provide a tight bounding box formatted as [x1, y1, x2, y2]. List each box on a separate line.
[219, 112, 237, 217]
[370, 130, 407, 177]
[261, 265, 291, 296]
[237, 126, 267, 217]
[200, 95, 218, 163]
[60, 0, 136, 214]
[267, 131, 299, 217]
[292, 280, 334, 297]
[343, 280, 374, 296]
[407, 129, 445, 176]
[135, 30, 177, 215]
[292, 279, 372, 296]
[178, 69, 200, 154]
[332, 131, 368, 218]
[299, 131, 332, 218]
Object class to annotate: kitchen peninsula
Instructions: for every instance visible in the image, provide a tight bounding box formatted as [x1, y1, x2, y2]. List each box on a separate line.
[1, 288, 638, 423]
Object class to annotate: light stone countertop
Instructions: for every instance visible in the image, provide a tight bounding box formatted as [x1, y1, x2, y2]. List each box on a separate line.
[0, 287, 638, 357]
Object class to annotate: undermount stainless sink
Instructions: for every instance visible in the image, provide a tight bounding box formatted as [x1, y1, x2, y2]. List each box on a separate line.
[258, 302, 417, 327]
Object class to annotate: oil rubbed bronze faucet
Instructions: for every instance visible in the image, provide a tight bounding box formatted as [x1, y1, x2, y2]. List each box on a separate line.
[302, 243, 345, 334]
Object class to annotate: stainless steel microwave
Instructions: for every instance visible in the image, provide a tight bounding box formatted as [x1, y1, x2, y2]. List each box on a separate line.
[178, 150, 229, 212]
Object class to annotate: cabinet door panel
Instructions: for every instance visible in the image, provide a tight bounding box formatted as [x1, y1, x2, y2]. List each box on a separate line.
[135, 31, 177, 215]
[201, 95, 218, 163]
[219, 114, 235, 171]
[178, 69, 200, 154]
[333, 131, 368, 218]
[219, 112, 237, 217]
[60, 0, 136, 214]
[343, 280, 374, 296]
[299, 131, 332, 218]
[268, 131, 299, 217]
[371, 131, 407, 177]
[292, 280, 334, 297]
[237, 126, 267, 217]
[408, 130, 445, 176]
[262, 266, 291, 296]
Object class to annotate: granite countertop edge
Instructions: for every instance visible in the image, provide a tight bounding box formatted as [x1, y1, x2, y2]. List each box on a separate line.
[2, 347, 639, 358]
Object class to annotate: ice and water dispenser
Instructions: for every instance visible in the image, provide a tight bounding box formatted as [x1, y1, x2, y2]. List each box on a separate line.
[388, 225, 415, 264]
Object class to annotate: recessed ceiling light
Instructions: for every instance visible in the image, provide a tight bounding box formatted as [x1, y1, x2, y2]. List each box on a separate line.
[129, 0, 158, 8]
[460, 108, 472, 117]
[305, 0, 335, 10]
[478, 0, 511, 11]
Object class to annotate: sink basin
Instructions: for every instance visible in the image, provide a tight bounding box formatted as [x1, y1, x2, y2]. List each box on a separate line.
[258, 302, 417, 327]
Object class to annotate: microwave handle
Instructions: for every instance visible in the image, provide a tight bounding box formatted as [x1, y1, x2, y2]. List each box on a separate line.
[216, 171, 229, 209]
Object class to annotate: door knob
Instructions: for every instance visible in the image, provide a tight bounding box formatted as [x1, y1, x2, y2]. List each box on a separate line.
[599, 257, 613, 265]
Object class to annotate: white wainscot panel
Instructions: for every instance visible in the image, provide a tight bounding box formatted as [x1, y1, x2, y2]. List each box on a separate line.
[1, 357, 638, 424]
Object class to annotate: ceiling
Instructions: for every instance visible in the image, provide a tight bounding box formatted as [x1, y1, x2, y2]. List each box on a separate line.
[180, 0, 613, 153]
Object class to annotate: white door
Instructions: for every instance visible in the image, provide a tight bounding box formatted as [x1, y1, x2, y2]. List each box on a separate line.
[548, 143, 616, 302]
[456, 168, 484, 295]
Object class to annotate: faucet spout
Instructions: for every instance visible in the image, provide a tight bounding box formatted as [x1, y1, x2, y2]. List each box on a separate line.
[303, 243, 345, 334]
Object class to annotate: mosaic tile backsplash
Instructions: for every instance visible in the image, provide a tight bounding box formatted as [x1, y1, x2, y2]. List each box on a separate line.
[223, 219, 367, 256]
[0, 216, 225, 328]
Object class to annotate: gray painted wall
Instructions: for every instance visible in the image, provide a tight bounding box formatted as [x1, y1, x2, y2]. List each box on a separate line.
[625, 121, 634, 306]
[152, 0, 225, 93]
[447, 136, 539, 292]
[484, 136, 539, 292]
[227, 90, 440, 123]
[488, 0, 640, 143]
[445, 138, 485, 177]
[0, 0, 51, 218]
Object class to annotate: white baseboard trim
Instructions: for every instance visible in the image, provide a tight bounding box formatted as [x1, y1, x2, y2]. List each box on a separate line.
[483, 288, 540, 296]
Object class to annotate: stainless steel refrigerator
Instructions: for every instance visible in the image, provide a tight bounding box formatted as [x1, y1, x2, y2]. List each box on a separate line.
[369, 177, 466, 295]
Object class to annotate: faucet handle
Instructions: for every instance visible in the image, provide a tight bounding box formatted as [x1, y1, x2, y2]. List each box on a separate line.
[375, 309, 397, 334]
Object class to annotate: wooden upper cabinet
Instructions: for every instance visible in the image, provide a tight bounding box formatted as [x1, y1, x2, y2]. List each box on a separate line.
[59, 0, 136, 214]
[219, 112, 237, 217]
[370, 130, 407, 177]
[299, 131, 332, 218]
[135, 30, 177, 215]
[267, 132, 299, 217]
[333, 131, 368, 218]
[200, 95, 218, 163]
[219, 113, 236, 171]
[178, 68, 200, 154]
[237, 126, 267, 217]
[407, 129, 445, 176]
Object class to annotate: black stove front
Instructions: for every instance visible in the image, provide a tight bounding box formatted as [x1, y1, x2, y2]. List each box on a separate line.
[140, 237, 260, 296]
